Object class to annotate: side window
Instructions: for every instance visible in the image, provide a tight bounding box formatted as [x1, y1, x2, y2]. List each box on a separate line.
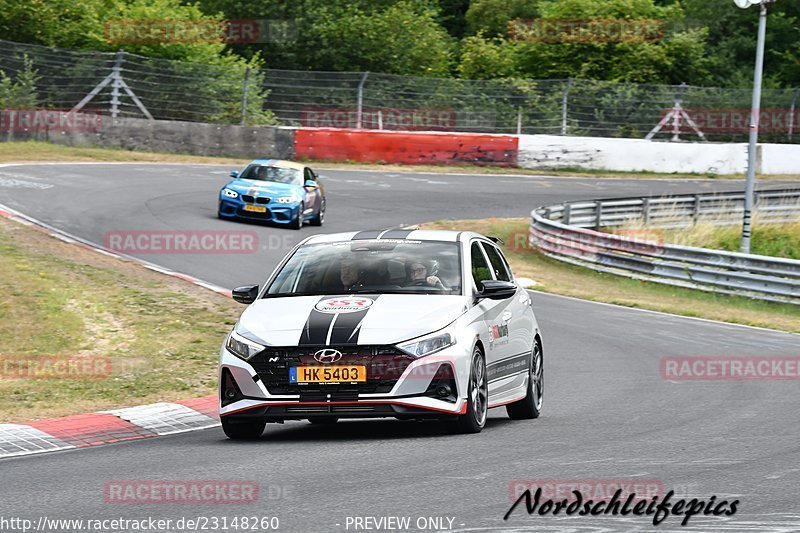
[470, 242, 493, 290]
[304, 168, 315, 182]
[483, 244, 511, 282]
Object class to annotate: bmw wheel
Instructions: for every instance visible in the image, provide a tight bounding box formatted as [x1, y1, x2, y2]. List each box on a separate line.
[310, 198, 325, 226]
[221, 417, 266, 440]
[291, 203, 304, 230]
[507, 339, 543, 420]
[451, 346, 488, 434]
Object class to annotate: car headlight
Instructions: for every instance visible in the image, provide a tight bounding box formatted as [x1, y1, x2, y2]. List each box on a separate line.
[397, 327, 456, 358]
[226, 330, 265, 361]
[275, 196, 299, 204]
[222, 188, 238, 198]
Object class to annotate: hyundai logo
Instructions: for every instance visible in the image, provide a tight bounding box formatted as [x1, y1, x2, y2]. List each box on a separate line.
[314, 349, 343, 364]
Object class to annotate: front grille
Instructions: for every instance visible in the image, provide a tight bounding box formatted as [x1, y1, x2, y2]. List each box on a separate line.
[249, 346, 416, 395]
[241, 195, 270, 204]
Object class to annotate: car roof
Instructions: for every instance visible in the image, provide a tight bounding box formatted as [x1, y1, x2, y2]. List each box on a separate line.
[301, 229, 495, 245]
[247, 159, 306, 171]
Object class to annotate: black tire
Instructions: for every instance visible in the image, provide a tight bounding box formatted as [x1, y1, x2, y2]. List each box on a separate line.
[450, 346, 488, 434]
[506, 339, 543, 420]
[291, 203, 304, 230]
[308, 416, 339, 425]
[221, 417, 266, 440]
[310, 198, 325, 226]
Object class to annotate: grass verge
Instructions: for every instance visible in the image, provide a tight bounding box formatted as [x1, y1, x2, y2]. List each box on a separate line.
[0, 216, 243, 422]
[422, 218, 800, 333]
[651, 221, 800, 260]
[3, 140, 798, 180]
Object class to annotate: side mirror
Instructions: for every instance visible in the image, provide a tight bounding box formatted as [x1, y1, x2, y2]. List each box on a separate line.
[304, 179, 318, 190]
[232, 285, 259, 304]
[477, 280, 516, 300]
[230, 170, 239, 178]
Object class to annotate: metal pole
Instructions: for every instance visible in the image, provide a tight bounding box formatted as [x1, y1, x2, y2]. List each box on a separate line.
[240, 67, 250, 126]
[356, 72, 369, 129]
[516, 107, 522, 135]
[741, 2, 768, 253]
[788, 88, 799, 141]
[110, 50, 125, 119]
[561, 78, 573, 135]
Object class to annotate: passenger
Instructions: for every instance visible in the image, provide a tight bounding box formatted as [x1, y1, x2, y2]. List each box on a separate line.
[406, 260, 446, 289]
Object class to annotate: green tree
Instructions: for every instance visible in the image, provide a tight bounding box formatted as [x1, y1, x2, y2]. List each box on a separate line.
[458, 34, 519, 79]
[465, 0, 540, 38]
[509, 0, 710, 84]
[0, 56, 39, 109]
[682, 0, 800, 87]
[303, 1, 454, 75]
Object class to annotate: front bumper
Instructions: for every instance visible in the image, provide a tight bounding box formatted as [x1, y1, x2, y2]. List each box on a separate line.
[218, 197, 301, 224]
[218, 343, 469, 421]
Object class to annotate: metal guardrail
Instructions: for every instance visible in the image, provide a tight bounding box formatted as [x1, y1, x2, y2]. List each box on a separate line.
[529, 188, 800, 304]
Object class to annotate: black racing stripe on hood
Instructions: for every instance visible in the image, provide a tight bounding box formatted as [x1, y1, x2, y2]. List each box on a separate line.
[298, 303, 336, 346]
[327, 308, 369, 345]
[298, 295, 380, 346]
[352, 230, 383, 240]
[379, 228, 413, 239]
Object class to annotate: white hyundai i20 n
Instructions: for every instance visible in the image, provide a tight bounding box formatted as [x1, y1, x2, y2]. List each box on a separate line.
[219, 229, 543, 439]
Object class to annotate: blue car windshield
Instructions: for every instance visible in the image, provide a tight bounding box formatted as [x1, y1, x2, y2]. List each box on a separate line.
[240, 165, 301, 185]
[266, 240, 463, 296]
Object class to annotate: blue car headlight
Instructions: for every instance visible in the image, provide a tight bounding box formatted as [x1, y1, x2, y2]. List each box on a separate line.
[222, 188, 238, 199]
[275, 196, 300, 204]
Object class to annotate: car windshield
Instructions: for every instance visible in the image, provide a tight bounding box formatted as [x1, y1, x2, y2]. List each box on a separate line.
[266, 240, 462, 296]
[239, 164, 301, 185]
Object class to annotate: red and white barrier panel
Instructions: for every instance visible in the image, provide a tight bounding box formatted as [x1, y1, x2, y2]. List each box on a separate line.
[295, 128, 519, 166]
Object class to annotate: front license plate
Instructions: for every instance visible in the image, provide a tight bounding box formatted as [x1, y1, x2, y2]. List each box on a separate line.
[289, 366, 367, 384]
[243, 205, 267, 213]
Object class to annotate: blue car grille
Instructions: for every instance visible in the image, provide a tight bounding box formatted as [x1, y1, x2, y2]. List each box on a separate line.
[241, 195, 270, 204]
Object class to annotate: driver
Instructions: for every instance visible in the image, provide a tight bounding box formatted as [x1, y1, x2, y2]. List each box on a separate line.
[406, 260, 446, 289]
[339, 257, 366, 292]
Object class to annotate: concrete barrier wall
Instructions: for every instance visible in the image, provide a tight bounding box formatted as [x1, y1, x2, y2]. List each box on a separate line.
[295, 128, 519, 166]
[761, 144, 800, 175]
[518, 135, 751, 174]
[0, 114, 295, 159]
[2, 112, 799, 175]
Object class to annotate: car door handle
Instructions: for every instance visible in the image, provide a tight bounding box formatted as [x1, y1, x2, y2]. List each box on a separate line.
[502, 311, 513, 323]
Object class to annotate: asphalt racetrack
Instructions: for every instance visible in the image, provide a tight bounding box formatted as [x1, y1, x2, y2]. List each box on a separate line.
[1, 163, 799, 532]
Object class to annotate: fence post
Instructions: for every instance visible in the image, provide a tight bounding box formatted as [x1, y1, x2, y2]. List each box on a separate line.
[692, 195, 701, 224]
[110, 50, 125, 119]
[516, 107, 522, 135]
[561, 78, 573, 135]
[789, 88, 799, 142]
[240, 67, 250, 126]
[356, 72, 369, 129]
[563, 203, 572, 225]
[594, 201, 603, 229]
[642, 198, 651, 225]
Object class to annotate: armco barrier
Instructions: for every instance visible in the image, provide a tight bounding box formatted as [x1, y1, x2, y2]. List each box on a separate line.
[529, 189, 800, 304]
[295, 128, 518, 166]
